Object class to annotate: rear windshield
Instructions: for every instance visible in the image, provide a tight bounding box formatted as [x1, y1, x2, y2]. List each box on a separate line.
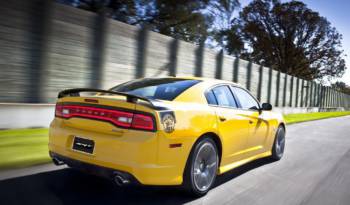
[110, 78, 200, 101]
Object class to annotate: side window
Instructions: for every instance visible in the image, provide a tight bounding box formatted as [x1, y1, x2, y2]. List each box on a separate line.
[205, 90, 218, 105]
[211, 86, 238, 108]
[231, 87, 259, 110]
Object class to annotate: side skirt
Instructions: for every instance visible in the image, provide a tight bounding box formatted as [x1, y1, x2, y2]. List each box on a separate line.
[218, 151, 272, 175]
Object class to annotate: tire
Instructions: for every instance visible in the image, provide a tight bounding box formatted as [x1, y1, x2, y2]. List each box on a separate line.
[183, 137, 219, 196]
[271, 125, 286, 160]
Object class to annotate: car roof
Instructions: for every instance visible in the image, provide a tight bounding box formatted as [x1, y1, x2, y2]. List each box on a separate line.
[129, 76, 248, 104]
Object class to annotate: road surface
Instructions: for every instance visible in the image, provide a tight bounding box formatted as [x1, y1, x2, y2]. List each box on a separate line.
[1, 116, 350, 205]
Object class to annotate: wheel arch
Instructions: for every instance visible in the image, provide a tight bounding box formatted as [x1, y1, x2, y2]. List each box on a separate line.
[182, 131, 222, 195]
[195, 132, 223, 165]
[279, 122, 286, 133]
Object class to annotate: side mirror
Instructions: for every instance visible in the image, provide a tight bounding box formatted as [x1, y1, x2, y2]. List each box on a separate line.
[261, 103, 272, 111]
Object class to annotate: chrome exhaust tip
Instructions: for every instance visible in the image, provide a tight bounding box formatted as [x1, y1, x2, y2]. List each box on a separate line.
[114, 175, 130, 186]
[52, 157, 65, 166]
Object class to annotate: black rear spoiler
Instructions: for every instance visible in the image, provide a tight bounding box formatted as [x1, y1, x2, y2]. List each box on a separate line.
[57, 88, 154, 105]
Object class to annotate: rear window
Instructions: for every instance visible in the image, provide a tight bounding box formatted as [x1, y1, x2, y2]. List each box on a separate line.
[110, 78, 200, 101]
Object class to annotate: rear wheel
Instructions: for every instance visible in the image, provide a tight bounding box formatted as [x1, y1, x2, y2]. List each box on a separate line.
[183, 137, 219, 196]
[271, 126, 285, 160]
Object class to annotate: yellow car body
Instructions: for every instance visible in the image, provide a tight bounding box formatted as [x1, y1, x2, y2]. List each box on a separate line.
[49, 77, 285, 190]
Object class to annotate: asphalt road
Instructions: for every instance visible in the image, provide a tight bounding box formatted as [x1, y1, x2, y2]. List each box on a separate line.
[1, 116, 350, 205]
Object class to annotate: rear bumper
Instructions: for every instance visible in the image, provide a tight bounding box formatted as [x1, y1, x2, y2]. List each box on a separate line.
[48, 118, 192, 185]
[50, 151, 140, 185]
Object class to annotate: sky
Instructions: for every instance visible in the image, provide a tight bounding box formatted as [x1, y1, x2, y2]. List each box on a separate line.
[240, 0, 350, 85]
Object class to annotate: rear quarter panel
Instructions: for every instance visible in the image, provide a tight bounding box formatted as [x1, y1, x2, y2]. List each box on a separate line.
[149, 102, 218, 182]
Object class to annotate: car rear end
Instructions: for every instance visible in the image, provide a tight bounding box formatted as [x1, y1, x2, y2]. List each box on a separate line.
[48, 78, 203, 186]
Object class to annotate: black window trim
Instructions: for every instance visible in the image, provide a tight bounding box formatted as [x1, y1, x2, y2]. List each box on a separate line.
[205, 83, 261, 111]
[204, 84, 239, 109]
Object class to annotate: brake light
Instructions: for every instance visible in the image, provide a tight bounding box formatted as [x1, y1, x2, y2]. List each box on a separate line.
[55, 104, 65, 117]
[55, 103, 155, 131]
[132, 114, 154, 130]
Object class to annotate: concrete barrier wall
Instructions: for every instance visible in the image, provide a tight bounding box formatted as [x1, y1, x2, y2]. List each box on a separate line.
[0, 103, 55, 129]
[0, 0, 350, 127]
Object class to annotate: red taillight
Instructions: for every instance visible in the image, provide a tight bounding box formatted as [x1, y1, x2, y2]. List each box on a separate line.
[55, 104, 64, 117]
[55, 104, 155, 131]
[132, 114, 154, 131]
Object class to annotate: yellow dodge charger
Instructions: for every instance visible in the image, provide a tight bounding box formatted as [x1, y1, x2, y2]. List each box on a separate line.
[49, 77, 285, 196]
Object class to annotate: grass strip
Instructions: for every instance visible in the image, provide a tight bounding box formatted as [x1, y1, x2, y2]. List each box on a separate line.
[284, 111, 350, 124]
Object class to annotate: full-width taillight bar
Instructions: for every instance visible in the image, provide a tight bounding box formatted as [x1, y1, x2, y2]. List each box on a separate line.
[55, 104, 155, 131]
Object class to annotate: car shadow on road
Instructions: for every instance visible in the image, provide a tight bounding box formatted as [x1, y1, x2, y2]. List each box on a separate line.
[213, 157, 275, 189]
[0, 158, 275, 205]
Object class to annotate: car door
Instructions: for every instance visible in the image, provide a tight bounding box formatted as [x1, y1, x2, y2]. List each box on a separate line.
[205, 85, 251, 166]
[230, 86, 269, 155]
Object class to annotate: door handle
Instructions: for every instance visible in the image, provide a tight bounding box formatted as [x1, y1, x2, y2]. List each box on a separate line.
[219, 116, 226, 122]
[249, 120, 254, 124]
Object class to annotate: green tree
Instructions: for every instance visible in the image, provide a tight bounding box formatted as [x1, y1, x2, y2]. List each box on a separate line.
[135, 0, 210, 43]
[58, 0, 240, 44]
[219, 0, 346, 81]
[57, 0, 137, 22]
[131, 0, 240, 44]
[208, 0, 242, 52]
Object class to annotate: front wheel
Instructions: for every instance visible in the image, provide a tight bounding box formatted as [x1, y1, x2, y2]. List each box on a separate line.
[271, 125, 286, 160]
[183, 137, 219, 196]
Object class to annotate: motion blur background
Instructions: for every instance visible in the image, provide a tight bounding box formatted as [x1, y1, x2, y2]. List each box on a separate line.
[0, 0, 350, 129]
[1, 0, 350, 193]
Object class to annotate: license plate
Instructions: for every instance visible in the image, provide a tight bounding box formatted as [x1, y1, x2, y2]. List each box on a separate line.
[72, 137, 95, 154]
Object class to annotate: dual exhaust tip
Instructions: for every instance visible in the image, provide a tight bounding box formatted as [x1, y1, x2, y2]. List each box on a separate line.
[52, 157, 131, 186]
